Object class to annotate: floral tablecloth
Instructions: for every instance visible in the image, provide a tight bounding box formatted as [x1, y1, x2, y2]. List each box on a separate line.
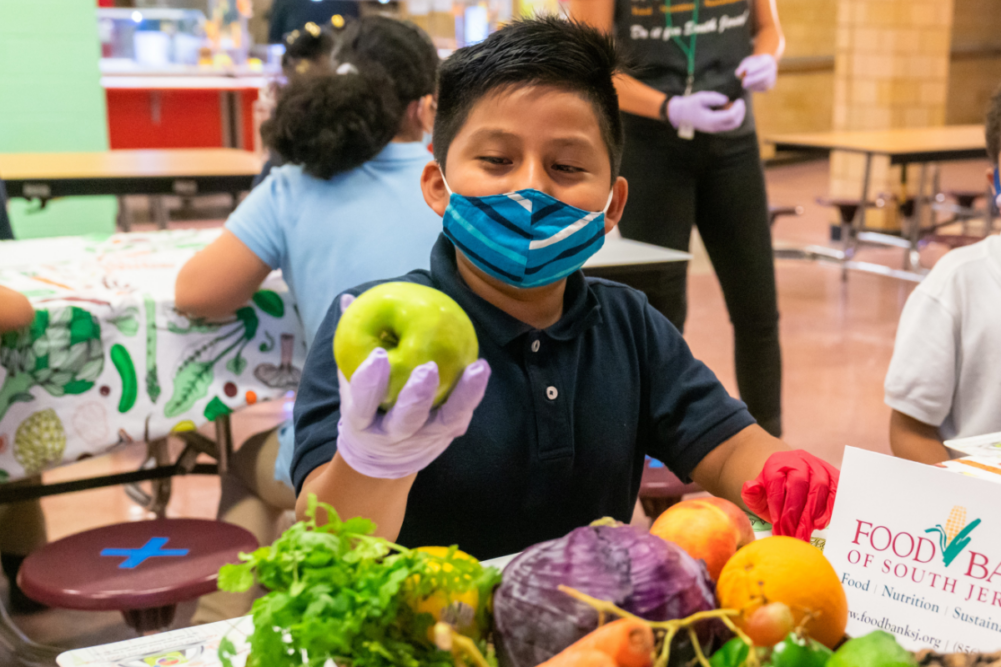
[0, 229, 306, 483]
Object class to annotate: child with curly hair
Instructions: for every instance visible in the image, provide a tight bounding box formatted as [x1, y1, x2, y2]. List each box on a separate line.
[176, 16, 442, 623]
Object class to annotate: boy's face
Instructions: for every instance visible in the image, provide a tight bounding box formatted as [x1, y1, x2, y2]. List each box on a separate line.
[421, 85, 628, 234]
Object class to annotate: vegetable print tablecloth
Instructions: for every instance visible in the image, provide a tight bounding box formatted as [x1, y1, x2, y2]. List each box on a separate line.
[0, 229, 306, 483]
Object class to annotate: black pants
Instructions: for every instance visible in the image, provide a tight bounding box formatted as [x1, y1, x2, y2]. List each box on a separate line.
[614, 112, 782, 437]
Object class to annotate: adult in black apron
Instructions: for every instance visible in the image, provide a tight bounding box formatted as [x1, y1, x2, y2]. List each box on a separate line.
[572, 0, 785, 437]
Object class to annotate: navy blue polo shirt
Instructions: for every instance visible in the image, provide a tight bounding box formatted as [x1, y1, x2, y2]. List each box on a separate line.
[292, 234, 755, 559]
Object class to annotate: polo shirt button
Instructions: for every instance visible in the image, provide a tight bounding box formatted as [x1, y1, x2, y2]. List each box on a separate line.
[531, 340, 541, 353]
[546, 386, 558, 400]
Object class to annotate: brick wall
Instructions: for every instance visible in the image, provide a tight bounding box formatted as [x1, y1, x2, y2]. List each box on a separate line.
[754, 0, 837, 157]
[947, 0, 1001, 125]
[828, 0, 955, 229]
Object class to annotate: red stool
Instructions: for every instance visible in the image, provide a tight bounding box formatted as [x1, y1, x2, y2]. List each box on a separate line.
[638, 457, 701, 520]
[18, 519, 257, 634]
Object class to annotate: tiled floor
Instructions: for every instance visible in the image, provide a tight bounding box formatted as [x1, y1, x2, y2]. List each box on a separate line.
[2, 156, 994, 661]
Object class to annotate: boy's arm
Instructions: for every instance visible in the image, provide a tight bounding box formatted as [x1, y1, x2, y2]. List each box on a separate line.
[641, 297, 836, 540]
[0, 286, 34, 332]
[889, 409, 949, 464]
[884, 287, 957, 463]
[296, 456, 417, 541]
[690, 423, 787, 507]
[693, 426, 839, 541]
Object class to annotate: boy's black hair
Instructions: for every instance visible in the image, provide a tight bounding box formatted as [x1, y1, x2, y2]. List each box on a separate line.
[263, 16, 439, 181]
[986, 83, 1001, 164]
[432, 17, 624, 181]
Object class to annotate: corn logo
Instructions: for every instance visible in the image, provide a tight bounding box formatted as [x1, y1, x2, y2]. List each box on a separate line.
[925, 506, 981, 567]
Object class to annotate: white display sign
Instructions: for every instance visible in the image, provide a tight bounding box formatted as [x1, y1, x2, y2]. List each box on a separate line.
[824, 447, 1001, 654]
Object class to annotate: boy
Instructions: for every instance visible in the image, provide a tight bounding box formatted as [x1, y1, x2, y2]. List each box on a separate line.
[885, 84, 1001, 465]
[292, 18, 837, 559]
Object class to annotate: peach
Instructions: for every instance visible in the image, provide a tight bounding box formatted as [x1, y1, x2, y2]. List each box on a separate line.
[650, 498, 753, 581]
[691, 497, 755, 548]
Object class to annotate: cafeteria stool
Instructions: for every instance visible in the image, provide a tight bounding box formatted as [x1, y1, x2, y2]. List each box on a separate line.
[817, 197, 878, 242]
[935, 189, 989, 235]
[17, 519, 257, 634]
[767, 204, 803, 227]
[638, 457, 701, 520]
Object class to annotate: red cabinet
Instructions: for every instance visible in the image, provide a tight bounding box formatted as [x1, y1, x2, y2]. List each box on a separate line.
[104, 79, 260, 150]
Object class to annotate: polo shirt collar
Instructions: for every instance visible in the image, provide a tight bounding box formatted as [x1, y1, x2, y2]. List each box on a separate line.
[371, 141, 432, 163]
[429, 235, 604, 347]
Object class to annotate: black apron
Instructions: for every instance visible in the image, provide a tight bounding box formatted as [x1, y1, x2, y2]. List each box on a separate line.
[614, 0, 756, 135]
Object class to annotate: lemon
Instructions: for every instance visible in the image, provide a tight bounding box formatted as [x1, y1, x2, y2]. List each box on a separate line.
[405, 547, 481, 641]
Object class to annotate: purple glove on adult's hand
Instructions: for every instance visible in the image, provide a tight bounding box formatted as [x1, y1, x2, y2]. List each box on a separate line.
[736, 54, 778, 92]
[334, 296, 491, 479]
[667, 91, 746, 134]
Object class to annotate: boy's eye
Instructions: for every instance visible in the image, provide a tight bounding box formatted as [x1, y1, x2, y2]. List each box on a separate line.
[552, 163, 584, 174]
[477, 156, 510, 166]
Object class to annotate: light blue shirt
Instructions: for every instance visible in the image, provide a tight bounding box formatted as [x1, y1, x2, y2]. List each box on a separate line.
[225, 142, 443, 487]
[226, 142, 442, 348]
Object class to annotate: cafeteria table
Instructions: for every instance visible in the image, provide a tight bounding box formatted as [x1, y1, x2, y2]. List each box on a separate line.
[768, 124, 989, 282]
[583, 227, 691, 274]
[0, 149, 263, 231]
[0, 228, 305, 501]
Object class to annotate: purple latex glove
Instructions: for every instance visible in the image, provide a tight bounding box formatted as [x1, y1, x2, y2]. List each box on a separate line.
[736, 54, 778, 92]
[334, 295, 491, 479]
[667, 91, 746, 134]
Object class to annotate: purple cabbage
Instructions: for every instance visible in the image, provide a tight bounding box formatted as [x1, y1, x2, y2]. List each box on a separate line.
[493, 523, 722, 667]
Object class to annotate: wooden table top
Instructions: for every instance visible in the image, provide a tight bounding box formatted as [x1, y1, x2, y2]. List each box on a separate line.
[0, 149, 263, 181]
[768, 125, 986, 163]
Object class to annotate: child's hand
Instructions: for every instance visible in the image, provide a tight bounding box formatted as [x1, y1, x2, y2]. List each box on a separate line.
[335, 346, 491, 479]
[740, 450, 839, 541]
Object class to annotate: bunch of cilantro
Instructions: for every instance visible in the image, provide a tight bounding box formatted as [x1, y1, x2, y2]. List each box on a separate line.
[218, 495, 501, 667]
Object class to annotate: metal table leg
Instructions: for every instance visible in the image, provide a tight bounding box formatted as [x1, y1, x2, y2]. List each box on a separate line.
[844, 152, 874, 281]
[124, 438, 173, 518]
[150, 196, 170, 230]
[0, 596, 60, 666]
[116, 196, 132, 232]
[905, 164, 929, 272]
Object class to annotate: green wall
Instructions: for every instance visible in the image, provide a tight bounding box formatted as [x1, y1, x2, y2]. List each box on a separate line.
[0, 0, 116, 239]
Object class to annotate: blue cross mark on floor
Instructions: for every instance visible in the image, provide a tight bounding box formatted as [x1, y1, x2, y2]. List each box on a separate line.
[100, 537, 189, 569]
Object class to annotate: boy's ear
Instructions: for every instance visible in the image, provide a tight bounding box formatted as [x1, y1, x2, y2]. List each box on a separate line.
[603, 176, 629, 235]
[422, 161, 450, 217]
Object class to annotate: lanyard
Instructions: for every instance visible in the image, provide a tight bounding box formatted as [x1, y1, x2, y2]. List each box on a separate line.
[664, 0, 698, 95]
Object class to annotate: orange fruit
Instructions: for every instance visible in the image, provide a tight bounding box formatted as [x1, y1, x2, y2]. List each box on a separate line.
[716, 536, 847, 649]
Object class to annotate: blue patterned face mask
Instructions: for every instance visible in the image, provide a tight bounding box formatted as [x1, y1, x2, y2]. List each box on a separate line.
[440, 176, 612, 288]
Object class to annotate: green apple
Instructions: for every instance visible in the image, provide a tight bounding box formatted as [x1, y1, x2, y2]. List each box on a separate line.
[333, 282, 479, 409]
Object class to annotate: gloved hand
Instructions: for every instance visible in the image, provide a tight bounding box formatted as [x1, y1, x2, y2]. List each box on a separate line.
[736, 54, 778, 92]
[667, 91, 747, 134]
[334, 295, 491, 479]
[741, 450, 839, 542]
